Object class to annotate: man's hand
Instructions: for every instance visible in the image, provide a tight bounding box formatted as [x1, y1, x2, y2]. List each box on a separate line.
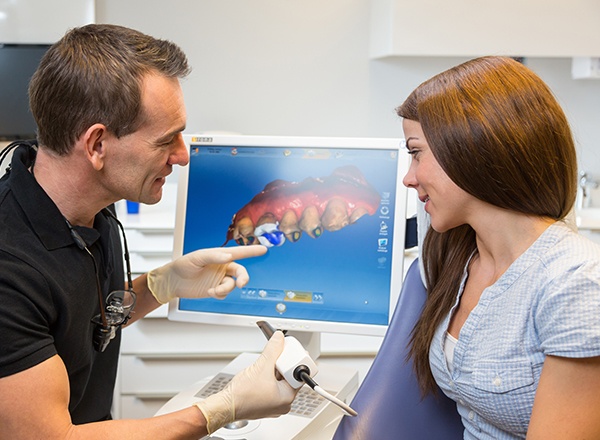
[194, 331, 298, 434]
[147, 245, 267, 304]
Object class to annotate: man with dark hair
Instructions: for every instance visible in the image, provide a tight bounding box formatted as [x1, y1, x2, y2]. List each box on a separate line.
[0, 24, 296, 439]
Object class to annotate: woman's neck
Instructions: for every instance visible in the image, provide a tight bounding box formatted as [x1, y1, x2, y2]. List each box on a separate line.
[472, 207, 555, 278]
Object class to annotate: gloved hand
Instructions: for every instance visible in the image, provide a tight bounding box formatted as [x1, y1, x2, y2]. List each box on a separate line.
[195, 331, 298, 434]
[147, 245, 267, 304]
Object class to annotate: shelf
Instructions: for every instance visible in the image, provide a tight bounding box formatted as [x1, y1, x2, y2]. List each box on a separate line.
[370, 0, 600, 58]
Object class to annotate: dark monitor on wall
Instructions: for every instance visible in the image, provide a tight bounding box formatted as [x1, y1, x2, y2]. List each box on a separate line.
[168, 134, 409, 355]
[0, 44, 50, 141]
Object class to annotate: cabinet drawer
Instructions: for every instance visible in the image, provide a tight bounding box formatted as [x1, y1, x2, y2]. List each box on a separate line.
[124, 229, 174, 253]
[119, 354, 233, 394]
[129, 253, 173, 274]
[120, 395, 174, 420]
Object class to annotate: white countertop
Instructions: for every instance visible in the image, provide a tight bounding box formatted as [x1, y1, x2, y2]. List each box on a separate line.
[576, 207, 600, 230]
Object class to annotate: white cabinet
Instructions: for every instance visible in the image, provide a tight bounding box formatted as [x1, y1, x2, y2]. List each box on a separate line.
[114, 188, 240, 418]
[576, 208, 600, 245]
[115, 186, 202, 418]
[0, 0, 94, 44]
[370, 0, 600, 58]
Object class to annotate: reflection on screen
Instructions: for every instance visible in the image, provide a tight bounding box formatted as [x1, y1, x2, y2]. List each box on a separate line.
[174, 136, 405, 335]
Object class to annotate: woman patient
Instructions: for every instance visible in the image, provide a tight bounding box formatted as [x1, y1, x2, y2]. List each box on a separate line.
[399, 56, 600, 439]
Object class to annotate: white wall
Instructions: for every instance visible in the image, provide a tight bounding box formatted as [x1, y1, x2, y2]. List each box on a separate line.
[0, 0, 94, 43]
[2, 1, 599, 183]
[3, 1, 598, 187]
[6, 0, 600, 190]
[94, 0, 600, 195]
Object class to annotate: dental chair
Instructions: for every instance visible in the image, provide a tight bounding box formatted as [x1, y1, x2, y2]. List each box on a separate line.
[333, 258, 464, 440]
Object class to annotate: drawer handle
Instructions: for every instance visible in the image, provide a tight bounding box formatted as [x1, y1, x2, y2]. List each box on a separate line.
[127, 228, 174, 234]
[134, 353, 239, 361]
[126, 392, 177, 400]
[130, 251, 173, 257]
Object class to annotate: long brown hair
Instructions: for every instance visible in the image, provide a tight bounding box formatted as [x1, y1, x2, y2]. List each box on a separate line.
[29, 24, 191, 155]
[396, 56, 577, 395]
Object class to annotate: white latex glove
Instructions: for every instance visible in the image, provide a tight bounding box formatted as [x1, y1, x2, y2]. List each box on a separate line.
[195, 331, 298, 434]
[147, 245, 267, 304]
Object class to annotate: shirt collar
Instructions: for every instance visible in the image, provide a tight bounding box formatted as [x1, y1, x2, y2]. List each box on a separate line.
[8, 144, 105, 251]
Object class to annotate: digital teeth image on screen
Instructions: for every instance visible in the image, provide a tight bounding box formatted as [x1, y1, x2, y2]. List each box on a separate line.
[223, 165, 382, 248]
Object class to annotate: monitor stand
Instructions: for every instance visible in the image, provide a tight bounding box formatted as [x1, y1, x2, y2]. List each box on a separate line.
[155, 352, 359, 440]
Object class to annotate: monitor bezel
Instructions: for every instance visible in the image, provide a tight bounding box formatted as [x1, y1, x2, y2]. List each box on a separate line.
[168, 134, 408, 338]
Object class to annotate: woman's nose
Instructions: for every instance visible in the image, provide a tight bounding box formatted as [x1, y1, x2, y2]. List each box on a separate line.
[402, 167, 417, 188]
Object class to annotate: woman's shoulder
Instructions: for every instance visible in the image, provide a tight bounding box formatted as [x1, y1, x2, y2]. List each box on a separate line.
[526, 222, 600, 290]
[527, 222, 600, 298]
[544, 221, 600, 260]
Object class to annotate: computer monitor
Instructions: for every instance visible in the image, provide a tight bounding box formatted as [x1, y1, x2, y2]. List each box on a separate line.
[0, 44, 50, 140]
[168, 134, 408, 356]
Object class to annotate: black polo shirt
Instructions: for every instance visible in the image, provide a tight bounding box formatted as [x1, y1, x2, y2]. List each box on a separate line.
[0, 143, 123, 423]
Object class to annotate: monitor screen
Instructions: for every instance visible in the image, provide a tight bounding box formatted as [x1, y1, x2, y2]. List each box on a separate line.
[169, 135, 408, 340]
[0, 44, 49, 140]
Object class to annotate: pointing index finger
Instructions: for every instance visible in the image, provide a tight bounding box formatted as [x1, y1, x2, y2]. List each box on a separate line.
[225, 245, 268, 261]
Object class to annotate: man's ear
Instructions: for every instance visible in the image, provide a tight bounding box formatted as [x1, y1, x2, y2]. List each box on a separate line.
[82, 124, 109, 171]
